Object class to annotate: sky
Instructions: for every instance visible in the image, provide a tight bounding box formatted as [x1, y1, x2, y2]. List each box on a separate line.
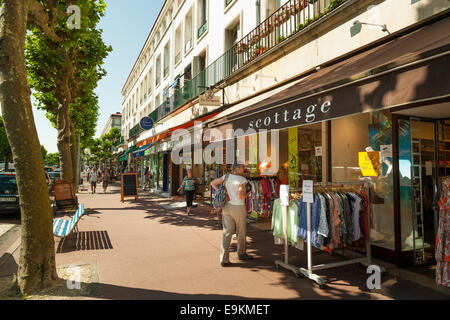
[32, 0, 165, 153]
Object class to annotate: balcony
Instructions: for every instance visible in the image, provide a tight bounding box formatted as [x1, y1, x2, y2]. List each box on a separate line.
[129, 123, 144, 139]
[225, 0, 233, 7]
[198, 21, 207, 39]
[146, 0, 347, 127]
[113, 136, 124, 147]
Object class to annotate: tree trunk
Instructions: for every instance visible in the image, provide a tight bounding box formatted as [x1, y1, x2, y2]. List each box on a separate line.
[54, 48, 75, 182]
[70, 122, 78, 192]
[0, 0, 58, 294]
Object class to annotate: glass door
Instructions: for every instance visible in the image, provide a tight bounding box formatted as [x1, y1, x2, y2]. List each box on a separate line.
[398, 117, 437, 264]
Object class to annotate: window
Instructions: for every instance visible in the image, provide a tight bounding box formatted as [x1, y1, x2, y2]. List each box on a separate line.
[175, 25, 182, 65]
[164, 43, 170, 78]
[197, 0, 208, 39]
[331, 111, 395, 251]
[184, 8, 193, 53]
[156, 55, 161, 86]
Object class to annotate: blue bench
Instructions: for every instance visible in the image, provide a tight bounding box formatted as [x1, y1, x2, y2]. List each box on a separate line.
[53, 204, 85, 238]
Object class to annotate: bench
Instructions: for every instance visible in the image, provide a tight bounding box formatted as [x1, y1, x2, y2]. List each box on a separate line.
[53, 204, 85, 238]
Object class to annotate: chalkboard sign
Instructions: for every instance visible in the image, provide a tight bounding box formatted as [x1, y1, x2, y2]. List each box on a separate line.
[121, 173, 138, 202]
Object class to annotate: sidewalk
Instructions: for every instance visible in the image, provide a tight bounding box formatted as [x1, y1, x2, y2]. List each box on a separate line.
[1, 182, 449, 300]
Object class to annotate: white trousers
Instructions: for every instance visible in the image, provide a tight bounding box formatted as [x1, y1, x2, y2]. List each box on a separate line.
[220, 203, 247, 264]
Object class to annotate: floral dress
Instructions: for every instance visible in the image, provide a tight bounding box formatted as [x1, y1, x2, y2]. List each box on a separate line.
[436, 177, 450, 287]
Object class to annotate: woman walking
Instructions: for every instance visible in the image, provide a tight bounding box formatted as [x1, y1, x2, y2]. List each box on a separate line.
[178, 168, 197, 215]
[144, 167, 151, 190]
[102, 169, 110, 193]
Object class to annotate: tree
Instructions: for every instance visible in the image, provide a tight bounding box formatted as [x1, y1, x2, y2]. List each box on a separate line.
[0, 116, 12, 170]
[0, 0, 64, 294]
[45, 153, 59, 166]
[26, 0, 110, 183]
[41, 145, 48, 161]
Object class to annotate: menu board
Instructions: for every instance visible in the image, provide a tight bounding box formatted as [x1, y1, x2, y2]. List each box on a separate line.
[121, 173, 138, 202]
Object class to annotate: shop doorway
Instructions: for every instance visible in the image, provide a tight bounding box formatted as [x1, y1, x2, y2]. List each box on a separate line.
[394, 102, 450, 267]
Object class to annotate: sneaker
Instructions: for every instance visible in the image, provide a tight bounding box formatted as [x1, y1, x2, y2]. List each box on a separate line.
[238, 254, 254, 261]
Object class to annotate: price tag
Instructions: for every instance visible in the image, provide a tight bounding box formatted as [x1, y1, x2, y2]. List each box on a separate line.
[302, 180, 314, 203]
[380, 145, 392, 158]
[280, 185, 289, 206]
[315, 146, 323, 157]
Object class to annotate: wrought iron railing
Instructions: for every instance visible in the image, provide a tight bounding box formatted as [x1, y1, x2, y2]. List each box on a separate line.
[130, 0, 346, 139]
[198, 21, 208, 38]
[113, 136, 124, 147]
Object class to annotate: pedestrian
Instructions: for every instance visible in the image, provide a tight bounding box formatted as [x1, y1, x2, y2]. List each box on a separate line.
[102, 169, 110, 193]
[144, 167, 151, 190]
[89, 167, 99, 194]
[178, 168, 197, 216]
[210, 164, 253, 266]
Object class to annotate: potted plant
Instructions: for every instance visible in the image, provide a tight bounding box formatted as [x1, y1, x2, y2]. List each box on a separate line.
[276, 35, 286, 45]
[249, 33, 261, 45]
[253, 46, 268, 57]
[236, 42, 248, 54]
[279, 6, 291, 23]
[260, 23, 274, 37]
[296, 23, 305, 32]
[273, 13, 281, 27]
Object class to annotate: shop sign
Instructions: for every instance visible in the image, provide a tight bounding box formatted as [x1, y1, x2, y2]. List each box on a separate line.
[246, 100, 332, 131]
[359, 151, 380, 177]
[139, 117, 154, 131]
[380, 145, 392, 158]
[315, 146, 323, 157]
[302, 180, 314, 203]
[199, 90, 221, 106]
[280, 185, 290, 206]
[288, 127, 299, 189]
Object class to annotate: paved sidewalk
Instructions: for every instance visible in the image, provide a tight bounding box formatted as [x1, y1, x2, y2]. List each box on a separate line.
[1, 182, 449, 299]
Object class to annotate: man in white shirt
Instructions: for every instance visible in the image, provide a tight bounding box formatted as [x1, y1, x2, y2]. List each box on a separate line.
[89, 167, 99, 194]
[211, 164, 253, 266]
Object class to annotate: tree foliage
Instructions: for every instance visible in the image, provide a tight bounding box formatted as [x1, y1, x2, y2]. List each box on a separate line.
[85, 127, 120, 164]
[26, 0, 111, 179]
[45, 152, 60, 166]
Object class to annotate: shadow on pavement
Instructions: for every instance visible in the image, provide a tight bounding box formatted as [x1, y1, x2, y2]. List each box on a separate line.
[0, 253, 18, 278]
[74, 188, 450, 300]
[56, 231, 113, 253]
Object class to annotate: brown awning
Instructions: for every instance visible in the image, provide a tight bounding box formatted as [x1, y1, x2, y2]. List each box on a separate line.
[209, 16, 450, 133]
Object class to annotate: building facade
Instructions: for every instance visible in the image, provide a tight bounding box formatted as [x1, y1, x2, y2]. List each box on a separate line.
[101, 112, 122, 138]
[120, 0, 450, 275]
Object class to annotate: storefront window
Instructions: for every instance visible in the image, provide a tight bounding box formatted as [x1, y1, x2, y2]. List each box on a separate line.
[332, 111, 395, 251]
[276, 123, 324, 189]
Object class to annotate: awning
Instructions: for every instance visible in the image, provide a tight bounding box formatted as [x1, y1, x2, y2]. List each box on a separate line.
[209, 17, 450, 134]
[119, 146, 137, 162]
[132, 143, 154, 158]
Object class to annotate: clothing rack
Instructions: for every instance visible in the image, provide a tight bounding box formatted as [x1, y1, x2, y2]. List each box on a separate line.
[275, 180, 384, 288]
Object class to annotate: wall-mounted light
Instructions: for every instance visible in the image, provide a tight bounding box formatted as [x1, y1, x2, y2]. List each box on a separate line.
[350, 20, 390, 37]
